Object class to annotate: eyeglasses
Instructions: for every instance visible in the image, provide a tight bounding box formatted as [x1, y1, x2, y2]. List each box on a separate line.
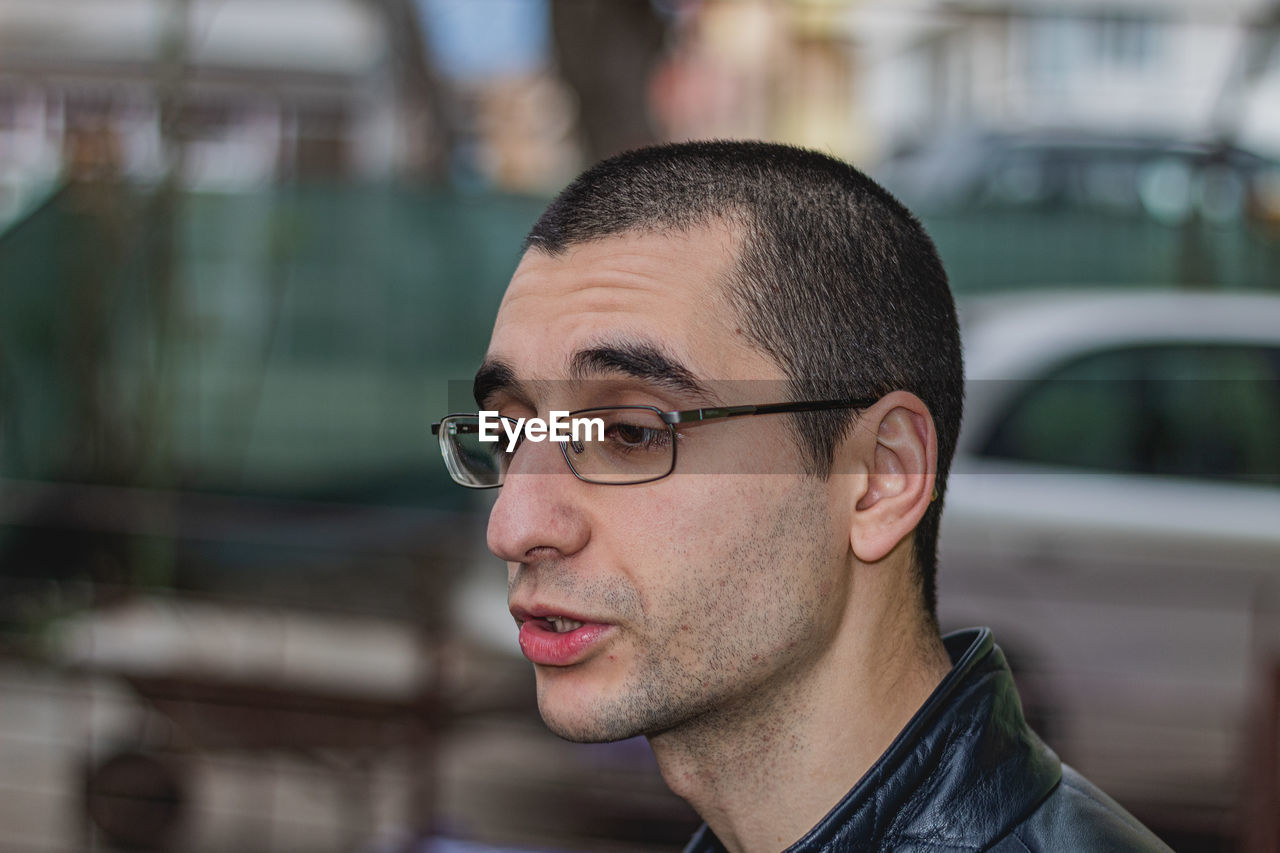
[430, 398, 877, 488]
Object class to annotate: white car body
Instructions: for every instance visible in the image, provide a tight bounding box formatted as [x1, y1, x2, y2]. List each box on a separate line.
[938, 290, 1280, 830]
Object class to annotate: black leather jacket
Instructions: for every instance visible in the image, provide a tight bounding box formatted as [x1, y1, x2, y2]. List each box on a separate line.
[683, 628, 1173, 852]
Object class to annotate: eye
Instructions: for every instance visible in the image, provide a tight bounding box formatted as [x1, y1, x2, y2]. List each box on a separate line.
[602, 418, 670, 452]
[611, 422, 648, 445]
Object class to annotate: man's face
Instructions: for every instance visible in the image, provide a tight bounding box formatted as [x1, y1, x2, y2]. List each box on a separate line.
[481, 225, 854, 742]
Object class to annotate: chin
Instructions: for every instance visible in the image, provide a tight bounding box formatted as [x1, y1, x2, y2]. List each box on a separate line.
[537, 696, 641, 744]
[542, 716, 625, 744]
[535, 676, 657, 744]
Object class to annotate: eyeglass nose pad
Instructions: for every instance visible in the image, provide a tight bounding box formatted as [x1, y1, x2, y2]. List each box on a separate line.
[569, 438, 585, 455]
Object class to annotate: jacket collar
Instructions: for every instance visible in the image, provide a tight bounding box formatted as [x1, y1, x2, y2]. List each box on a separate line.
[684, 628, 1062, 852]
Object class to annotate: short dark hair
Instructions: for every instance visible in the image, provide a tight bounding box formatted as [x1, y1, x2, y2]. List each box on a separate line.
[525, 140, 962, 623]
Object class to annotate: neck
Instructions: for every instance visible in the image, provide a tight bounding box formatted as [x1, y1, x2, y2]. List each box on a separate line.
[648, 566, 952, 853]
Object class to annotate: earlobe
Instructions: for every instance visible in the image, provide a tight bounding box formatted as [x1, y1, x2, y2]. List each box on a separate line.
[850, 393, 937, 564]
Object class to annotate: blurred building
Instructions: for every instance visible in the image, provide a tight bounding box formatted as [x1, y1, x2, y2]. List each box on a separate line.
[854, 0, 1280, 159]
[651, 0, 1280, 165]
[0, 0, 435, 214]
[6, 0, 1278, 199]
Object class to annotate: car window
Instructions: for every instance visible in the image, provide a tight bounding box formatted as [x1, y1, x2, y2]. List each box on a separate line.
[979, 344, 1280, 485]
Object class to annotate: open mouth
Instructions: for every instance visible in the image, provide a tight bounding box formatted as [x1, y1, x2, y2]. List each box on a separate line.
[514, 611, 611, 666]
[537, 615, 585, 634]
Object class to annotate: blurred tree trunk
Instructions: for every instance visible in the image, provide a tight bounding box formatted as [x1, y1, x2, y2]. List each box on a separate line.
[550, 0, 669, 163]
[370, 0, 455, 182]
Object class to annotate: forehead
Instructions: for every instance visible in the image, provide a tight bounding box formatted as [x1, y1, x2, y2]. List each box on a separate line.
[486, 225, 779, 386]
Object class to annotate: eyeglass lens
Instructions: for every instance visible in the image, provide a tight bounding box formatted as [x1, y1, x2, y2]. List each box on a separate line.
[437, 408, 676, 487]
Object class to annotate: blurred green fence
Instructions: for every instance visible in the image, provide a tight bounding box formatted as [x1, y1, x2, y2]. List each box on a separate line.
[925, 207, 1280, 294]
[0, 181, 546, 501]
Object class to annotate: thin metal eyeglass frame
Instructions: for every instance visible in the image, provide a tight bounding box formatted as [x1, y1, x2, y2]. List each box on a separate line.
[430, 397, 879, 488]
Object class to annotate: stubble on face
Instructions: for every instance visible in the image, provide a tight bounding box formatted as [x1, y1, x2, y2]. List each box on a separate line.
[521, 473, 846, 746]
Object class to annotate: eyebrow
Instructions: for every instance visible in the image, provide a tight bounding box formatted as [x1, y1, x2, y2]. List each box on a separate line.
[570, 339, 719, 402]
[472, 340, 718, 409]
[473, 359, 520, 409]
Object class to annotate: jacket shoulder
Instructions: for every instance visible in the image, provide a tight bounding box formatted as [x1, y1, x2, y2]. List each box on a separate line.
[988, 766, 1173, 853]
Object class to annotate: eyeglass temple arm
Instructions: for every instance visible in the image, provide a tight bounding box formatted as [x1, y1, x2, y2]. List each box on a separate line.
[665, 398, 878, 425]
[431, 420, 480, 436]
[430, 410, 505, 436]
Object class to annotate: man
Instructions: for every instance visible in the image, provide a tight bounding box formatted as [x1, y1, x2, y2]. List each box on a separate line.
[432, 141, 1170, 852]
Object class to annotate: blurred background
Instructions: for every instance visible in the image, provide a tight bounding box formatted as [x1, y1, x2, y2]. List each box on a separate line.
[1, 0, 1278, 851]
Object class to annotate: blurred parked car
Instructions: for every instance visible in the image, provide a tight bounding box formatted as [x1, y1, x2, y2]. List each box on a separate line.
[873, 132, 1280, 296]
[938, 290, 1280, 835]
[877, 130, 1280, 225]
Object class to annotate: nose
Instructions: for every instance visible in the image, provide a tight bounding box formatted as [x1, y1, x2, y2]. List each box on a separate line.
[486, 437, 590, 564]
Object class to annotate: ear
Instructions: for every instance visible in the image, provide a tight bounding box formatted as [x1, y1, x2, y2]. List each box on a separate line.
[849, 391, 937, 564]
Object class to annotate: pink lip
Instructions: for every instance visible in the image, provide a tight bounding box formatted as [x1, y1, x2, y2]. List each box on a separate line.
[512, 606, 613, 666]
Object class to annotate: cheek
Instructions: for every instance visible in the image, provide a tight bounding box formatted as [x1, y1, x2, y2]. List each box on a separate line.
[631, 476, 839, 654]
[630, 475, 759, 569]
